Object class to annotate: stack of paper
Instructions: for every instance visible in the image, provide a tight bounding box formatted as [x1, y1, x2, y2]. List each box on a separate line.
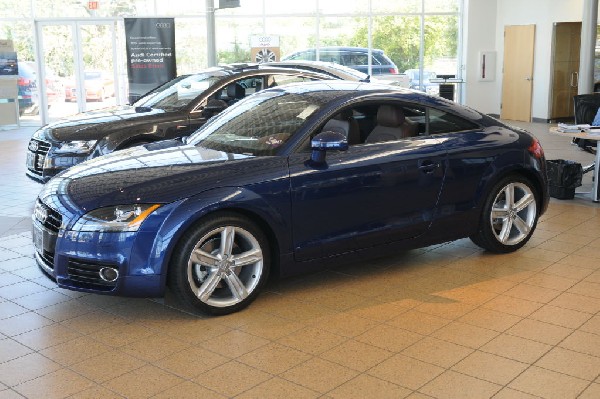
[588, 126, 600, 135]
[557, 123, 590, 133]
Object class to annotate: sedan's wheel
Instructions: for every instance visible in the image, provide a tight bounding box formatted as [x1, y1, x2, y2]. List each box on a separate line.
[168, 213, 270, 315]
[471, 175, 539, 253]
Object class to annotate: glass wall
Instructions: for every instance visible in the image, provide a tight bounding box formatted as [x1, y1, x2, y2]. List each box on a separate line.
[0, 0, 464, 125]
[595, 25, 600, 92]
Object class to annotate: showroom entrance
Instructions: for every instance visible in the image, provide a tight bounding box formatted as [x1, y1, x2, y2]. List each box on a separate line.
[34, 20, 125, 124]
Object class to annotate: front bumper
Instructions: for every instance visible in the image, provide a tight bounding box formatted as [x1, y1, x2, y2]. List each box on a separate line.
[26, 138, 89, 182]
[32, 200, 166, 297]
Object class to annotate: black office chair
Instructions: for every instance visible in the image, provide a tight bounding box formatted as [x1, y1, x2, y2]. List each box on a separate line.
[573, 94, 600, 174]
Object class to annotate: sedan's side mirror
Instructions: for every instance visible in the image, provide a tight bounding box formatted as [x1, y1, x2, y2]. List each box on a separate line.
[310, 130, 348, 164]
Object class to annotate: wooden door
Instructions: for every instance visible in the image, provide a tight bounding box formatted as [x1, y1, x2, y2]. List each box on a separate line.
[501, 25, 536, 122]
[550, 22, 581, 120]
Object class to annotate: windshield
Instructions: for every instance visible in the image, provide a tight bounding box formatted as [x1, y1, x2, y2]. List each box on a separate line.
[133, 73, 223, 111]
[187, 90, 326, 156]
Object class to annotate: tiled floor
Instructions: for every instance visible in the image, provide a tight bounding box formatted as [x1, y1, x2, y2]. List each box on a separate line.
[0, 122, 599, 399]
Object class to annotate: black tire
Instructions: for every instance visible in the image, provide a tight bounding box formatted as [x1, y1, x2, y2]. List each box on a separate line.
[168, 212, 270, 315]
[470, 175, 539, 253]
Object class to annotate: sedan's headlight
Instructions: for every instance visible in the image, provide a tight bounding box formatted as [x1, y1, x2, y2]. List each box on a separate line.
[72, 204, 161, 232]
[55, 140, 97, 154]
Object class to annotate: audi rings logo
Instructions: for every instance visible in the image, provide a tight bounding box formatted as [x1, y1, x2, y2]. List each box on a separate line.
[156, 22, 171, 29]
[34, 202, 48, 224]
[258, 36, 271, 45]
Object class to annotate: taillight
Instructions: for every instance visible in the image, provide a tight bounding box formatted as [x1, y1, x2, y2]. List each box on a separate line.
[389, 68, 398, 74]
[18, 77, 30, 86]
[528, 138, 544, 159]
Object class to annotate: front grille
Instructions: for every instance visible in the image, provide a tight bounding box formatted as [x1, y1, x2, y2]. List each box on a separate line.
[32, 200, 62, 273]
[67, 259, 118, 291]
[34, 200, 62, 233]
[28, 139, 51, 173]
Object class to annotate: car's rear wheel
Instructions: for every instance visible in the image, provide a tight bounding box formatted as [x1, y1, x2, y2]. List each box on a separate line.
[168, 213, 270, 315]
[471, 175, 539, 253]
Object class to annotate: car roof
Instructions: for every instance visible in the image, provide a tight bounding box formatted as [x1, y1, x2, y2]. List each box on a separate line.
[263, 80, 483, 117]
[267, 60, 369, 81]
[180, 63, 351, 82]
[290, 46, 386, 53]
[266, 79, 407, 97]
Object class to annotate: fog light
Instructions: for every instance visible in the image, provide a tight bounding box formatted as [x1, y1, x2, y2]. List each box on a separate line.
[99, 267, 119, 282]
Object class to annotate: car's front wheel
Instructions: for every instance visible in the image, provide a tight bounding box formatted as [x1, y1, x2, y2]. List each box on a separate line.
[471, 175, 539, 253]
[168, 213, 270, 315]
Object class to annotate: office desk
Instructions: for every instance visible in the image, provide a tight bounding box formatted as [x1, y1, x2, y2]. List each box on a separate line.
[549, 126, 600, 202]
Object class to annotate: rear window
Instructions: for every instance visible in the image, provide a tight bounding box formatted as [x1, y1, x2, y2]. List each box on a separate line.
[373, 53, 392, 65]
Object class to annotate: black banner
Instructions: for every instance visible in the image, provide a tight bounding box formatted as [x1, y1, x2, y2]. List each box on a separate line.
[125, 18, 176, 104]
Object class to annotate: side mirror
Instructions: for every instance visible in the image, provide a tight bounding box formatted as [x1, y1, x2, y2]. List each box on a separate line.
[310, 130, 348, 164]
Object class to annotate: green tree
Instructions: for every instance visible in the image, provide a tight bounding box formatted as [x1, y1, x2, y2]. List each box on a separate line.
[218, 39, 251, 64]
[1, 23, 34, 62]
[348, 14, 457, 73]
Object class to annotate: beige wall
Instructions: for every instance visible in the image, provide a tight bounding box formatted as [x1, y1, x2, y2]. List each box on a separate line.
[465, 0, 596, 120]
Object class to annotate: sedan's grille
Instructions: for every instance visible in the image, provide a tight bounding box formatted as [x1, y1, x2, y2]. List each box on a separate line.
[34, 200, 62, 233]
[27, 139, 51, 173]
[67, 259, 118, 291]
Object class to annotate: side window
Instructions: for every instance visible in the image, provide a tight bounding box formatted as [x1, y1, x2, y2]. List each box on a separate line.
[236, 77, 263, 95]
[364, 103, 425, 143]
[319, 51, 341, 64]
[427, 108, 479, 134]
[267, 74, 314, 88]
[318, 107, 364, 146]
[312, 102, 427, 147]
[213, 78, 255, 106]
[342, 52, 368, 66]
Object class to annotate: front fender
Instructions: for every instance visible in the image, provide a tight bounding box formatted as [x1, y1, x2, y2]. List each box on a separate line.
[143, 184, 291, 291]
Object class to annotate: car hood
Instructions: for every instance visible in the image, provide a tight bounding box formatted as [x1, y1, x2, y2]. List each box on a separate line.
[38, 142, 284, 212]
[39, 106, 171, 141]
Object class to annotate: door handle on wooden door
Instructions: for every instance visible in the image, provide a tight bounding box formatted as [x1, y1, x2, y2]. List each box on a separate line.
[570, 72, 579, 88]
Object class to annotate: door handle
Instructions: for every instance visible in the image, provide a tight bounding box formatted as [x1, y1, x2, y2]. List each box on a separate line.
[570, 72, 578, 88]
[525, 77, 532, 81]
[419, 160, 440, 174]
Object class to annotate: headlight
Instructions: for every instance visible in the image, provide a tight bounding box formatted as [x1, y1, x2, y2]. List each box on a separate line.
[72, 204, 161, 232]
[55, 140, 97, 154]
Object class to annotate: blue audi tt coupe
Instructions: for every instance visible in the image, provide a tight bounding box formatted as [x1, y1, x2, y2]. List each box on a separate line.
[33, 81, 549, 315]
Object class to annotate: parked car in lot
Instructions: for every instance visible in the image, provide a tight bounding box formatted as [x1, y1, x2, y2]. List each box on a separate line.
[405, 68, 439, 95]
[16, 62, 64, 116]
[282, 46, 399, 75]
[33, 81, 549, 315]
[17, 62, 38, 115]
[65, 70, 114, 102]
[26, 63, 363, 182]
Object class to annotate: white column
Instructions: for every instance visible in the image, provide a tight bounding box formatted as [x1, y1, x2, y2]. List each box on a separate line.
[579, 0, 598, 94]
[206, 0, 217, 67]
